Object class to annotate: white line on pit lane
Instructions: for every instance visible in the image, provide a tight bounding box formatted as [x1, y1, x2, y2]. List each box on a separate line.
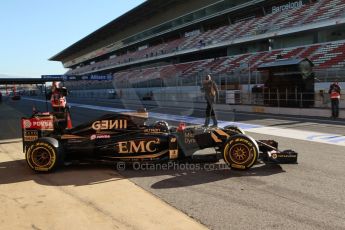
[22, 97, 345, 146]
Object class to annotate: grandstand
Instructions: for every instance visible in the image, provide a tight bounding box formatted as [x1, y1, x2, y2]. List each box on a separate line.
[51, 0, 345, 106]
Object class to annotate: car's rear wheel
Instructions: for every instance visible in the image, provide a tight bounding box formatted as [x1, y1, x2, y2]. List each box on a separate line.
[26, 139, 63, 172]
[223, 134, 258, 170]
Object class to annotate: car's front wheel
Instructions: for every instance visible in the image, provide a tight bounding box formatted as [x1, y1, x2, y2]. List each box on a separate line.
[222, 134, 258, 170]
[26, 139, 63, 172]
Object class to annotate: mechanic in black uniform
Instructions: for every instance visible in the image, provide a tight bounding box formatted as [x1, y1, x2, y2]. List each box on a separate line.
[201, 74, 219, 127]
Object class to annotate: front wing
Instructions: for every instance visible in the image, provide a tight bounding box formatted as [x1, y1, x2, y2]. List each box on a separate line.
[256, 140, 298, 164]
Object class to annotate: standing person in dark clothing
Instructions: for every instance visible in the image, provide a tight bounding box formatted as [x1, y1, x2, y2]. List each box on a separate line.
[328, 80, 341, 119]
[329, 80, 341, 118]
[201, 75, 219, 127]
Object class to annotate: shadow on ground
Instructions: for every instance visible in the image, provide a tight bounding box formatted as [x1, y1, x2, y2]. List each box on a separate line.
[0, 158, 284, 188]
[120, 162, 285, 189]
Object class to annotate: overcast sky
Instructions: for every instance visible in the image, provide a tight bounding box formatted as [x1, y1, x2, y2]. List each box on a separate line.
[0, 0, 145, 78]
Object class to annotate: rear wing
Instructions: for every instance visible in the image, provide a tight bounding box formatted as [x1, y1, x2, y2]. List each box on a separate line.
[21, 114, 54, 152]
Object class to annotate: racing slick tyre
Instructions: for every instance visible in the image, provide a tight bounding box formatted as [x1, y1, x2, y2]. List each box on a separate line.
[222, 134, 258, 170]
[26, 138, 64, 173]
[224, 125, 245, 135]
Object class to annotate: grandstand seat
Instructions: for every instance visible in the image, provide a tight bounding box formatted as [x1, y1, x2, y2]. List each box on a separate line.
[66, 0, 345, 78]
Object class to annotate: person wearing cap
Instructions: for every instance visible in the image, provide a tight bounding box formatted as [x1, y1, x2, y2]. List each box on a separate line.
[201, 74, 219, 127]
[328, 80, 341, 119]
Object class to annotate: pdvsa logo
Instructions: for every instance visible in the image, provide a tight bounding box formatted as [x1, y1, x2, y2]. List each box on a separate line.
[22, 118, 54, 130]
[23, 120, 32, 128]
[90, 134, 111, 140]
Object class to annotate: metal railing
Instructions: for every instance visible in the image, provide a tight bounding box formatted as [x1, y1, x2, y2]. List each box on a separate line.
[68, 86, 344, 109]
[65, 67, 345, 109]
[111, 69, 345, 88]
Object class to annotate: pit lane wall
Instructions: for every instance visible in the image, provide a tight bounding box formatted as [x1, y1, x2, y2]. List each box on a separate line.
[67, 86, 345, 119]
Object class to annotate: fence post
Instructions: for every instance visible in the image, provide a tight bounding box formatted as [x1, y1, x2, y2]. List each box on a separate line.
[277, 88, 280, 108]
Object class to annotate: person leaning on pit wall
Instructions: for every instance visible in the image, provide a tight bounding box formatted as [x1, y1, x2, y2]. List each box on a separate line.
[328, 80, 341, 119]
[201, 75, 219, 127]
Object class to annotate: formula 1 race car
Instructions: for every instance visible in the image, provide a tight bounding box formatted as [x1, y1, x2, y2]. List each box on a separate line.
[21, 110, 298, 172]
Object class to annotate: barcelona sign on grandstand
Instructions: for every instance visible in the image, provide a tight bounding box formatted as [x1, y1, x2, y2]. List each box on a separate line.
[272, 0, 304, 13]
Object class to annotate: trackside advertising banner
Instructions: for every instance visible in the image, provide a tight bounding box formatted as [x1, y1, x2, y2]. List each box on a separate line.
[41, 75, 113, 81]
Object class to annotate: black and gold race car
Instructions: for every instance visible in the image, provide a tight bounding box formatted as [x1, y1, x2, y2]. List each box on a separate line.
[21, 110, 298, 172]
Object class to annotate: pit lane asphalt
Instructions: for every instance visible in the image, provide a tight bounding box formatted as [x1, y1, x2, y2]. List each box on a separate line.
[2, 96, 345, 230]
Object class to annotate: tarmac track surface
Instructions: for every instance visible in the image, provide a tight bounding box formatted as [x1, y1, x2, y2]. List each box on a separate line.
[1, 97, 345, 230]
